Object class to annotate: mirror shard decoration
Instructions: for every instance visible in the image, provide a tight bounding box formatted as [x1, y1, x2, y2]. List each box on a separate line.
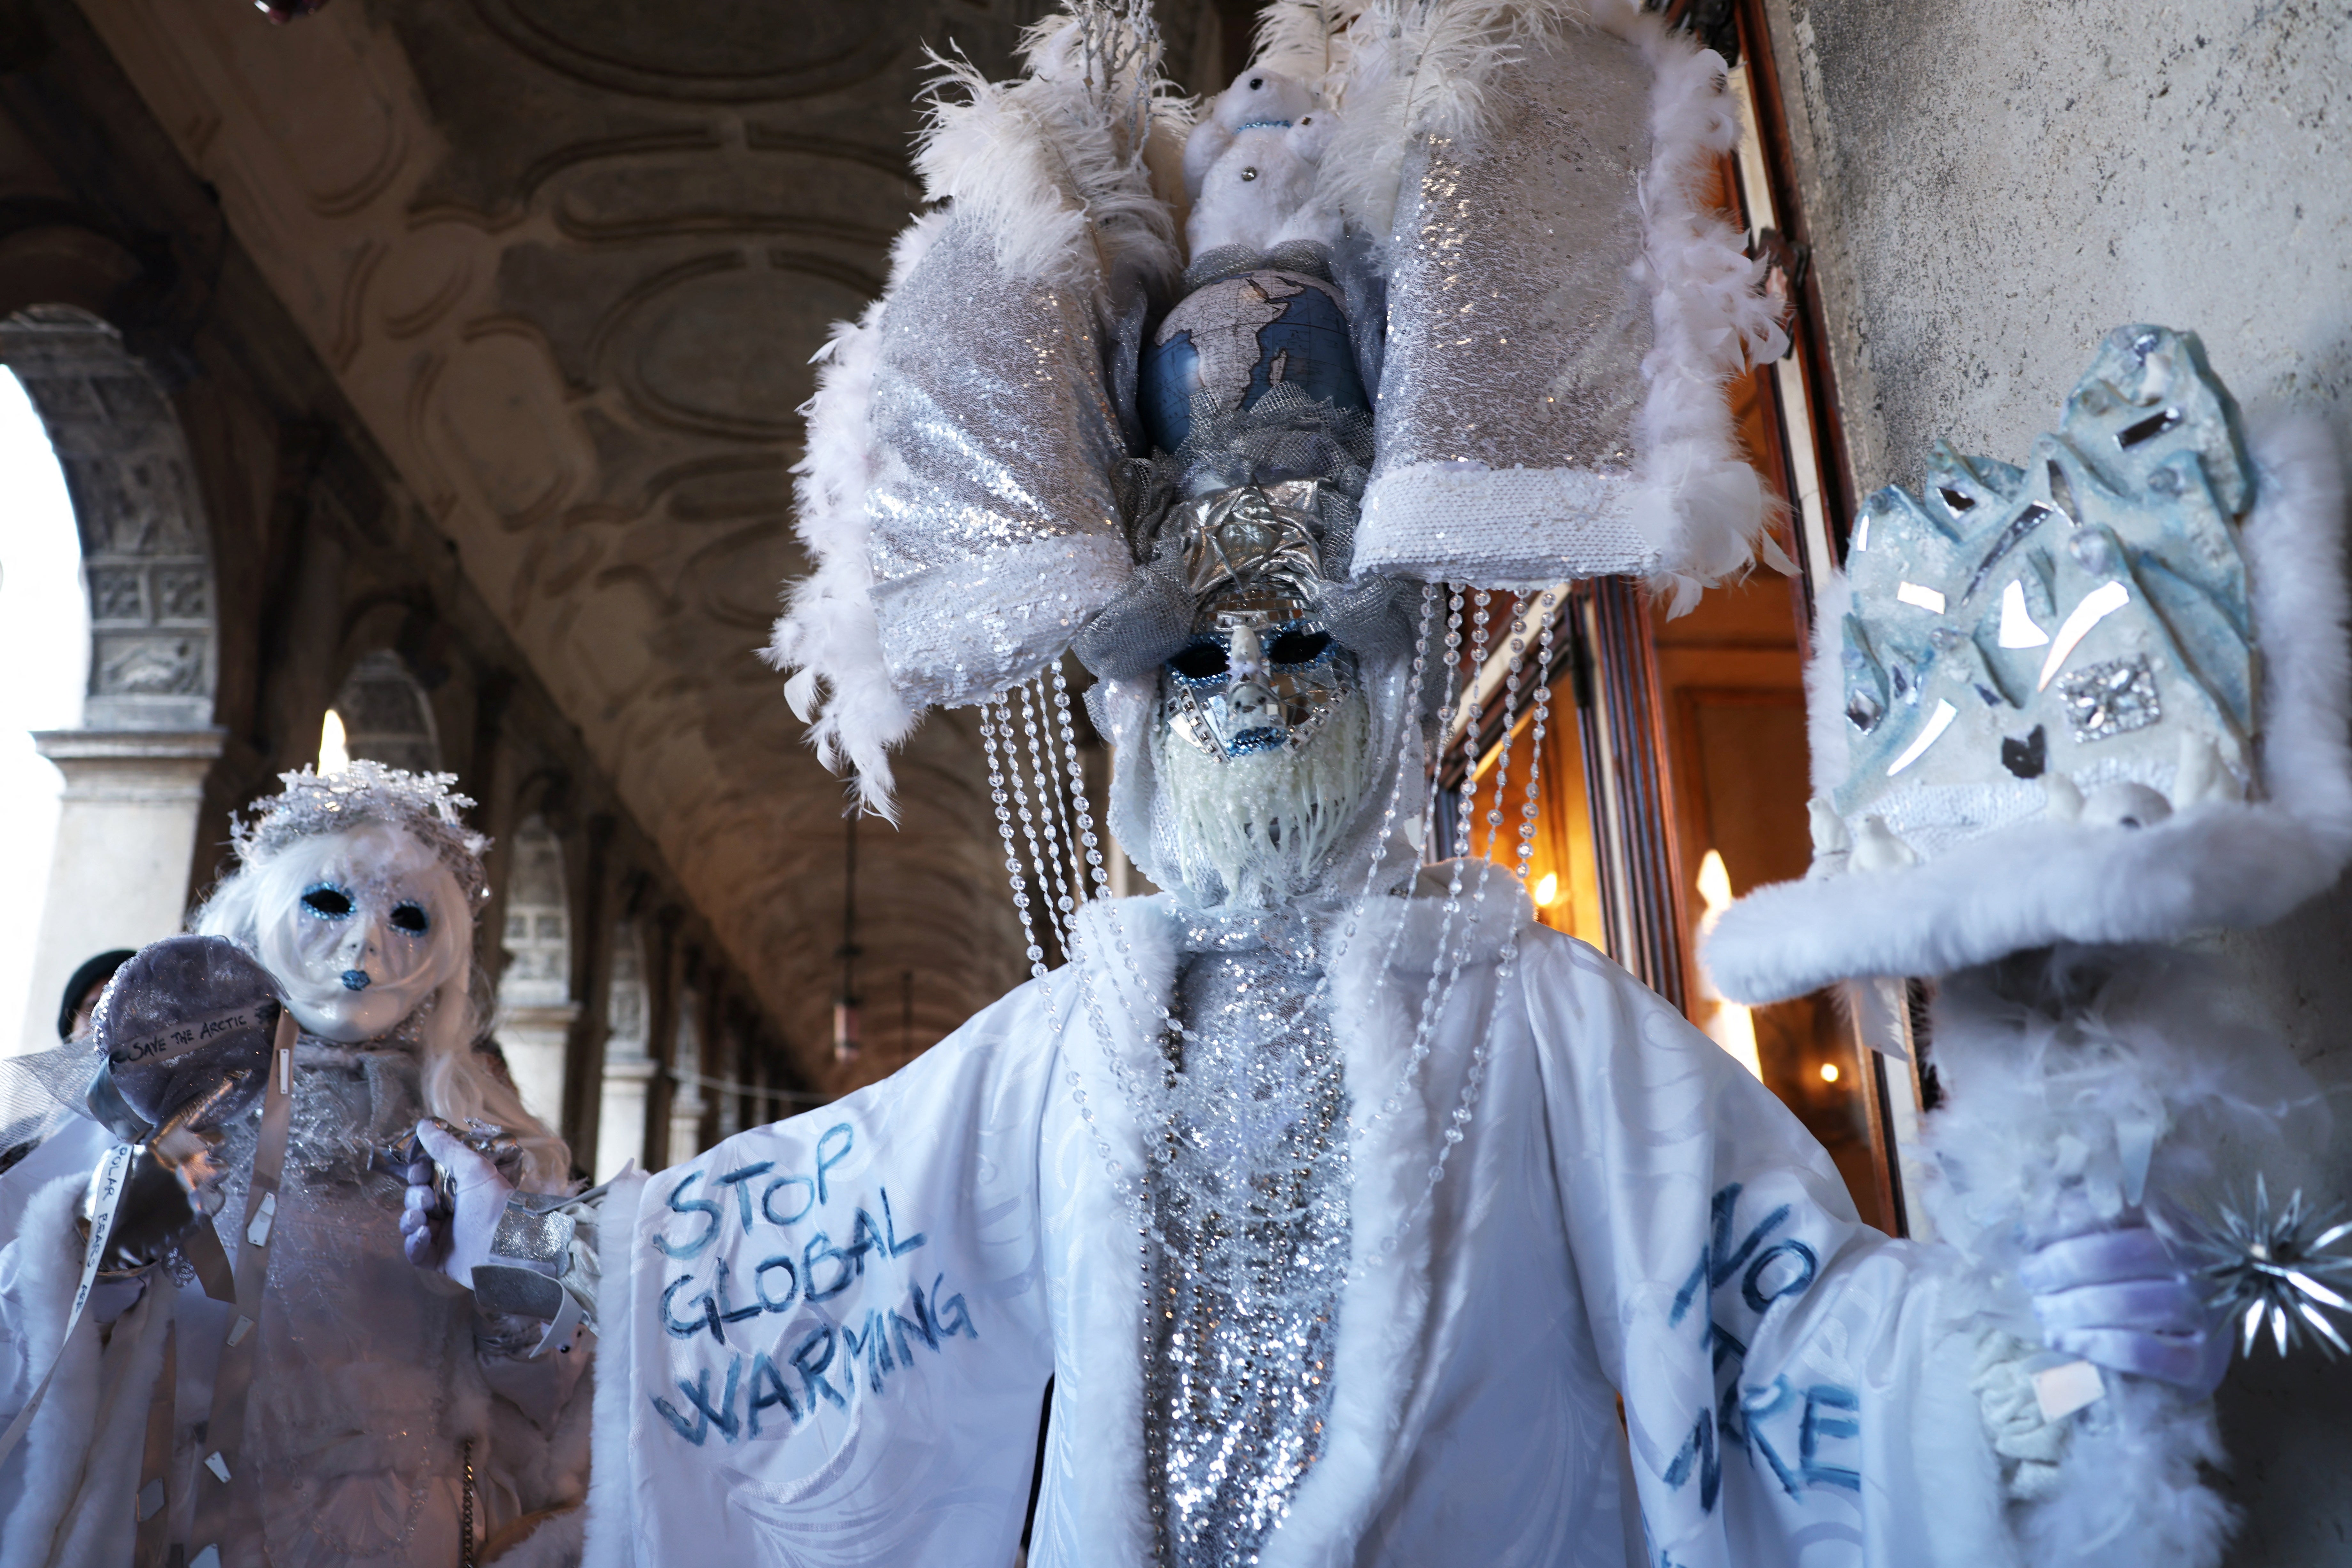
[1835, 325, 2253, 829]
[1705, 324, 2352, 1006]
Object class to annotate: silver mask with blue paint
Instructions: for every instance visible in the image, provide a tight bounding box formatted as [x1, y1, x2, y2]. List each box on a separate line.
[1161, 482, 1355, 761]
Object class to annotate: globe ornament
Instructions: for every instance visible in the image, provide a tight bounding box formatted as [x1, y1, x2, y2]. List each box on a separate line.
[1140, 268, 1368, 454]
[94, 935, 283, 1131]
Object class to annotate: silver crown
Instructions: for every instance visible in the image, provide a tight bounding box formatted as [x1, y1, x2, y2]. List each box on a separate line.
[231, 761, 490, 904]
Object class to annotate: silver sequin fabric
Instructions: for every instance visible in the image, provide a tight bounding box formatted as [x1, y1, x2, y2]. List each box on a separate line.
[1378, 33, 1651, 473]
[1146, 912, 1350, 1567]
[865, 215, 1137, 709]
[1357, 29, 1658, 583]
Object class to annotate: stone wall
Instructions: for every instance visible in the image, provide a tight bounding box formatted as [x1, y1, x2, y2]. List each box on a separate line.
[1760, 1, 2352, 1558]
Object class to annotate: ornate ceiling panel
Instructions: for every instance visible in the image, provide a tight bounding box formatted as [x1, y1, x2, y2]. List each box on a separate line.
[68, 0, 1213, 1085]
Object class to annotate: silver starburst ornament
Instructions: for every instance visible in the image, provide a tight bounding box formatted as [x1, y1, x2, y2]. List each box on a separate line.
[2179, 1176, 2352, 1359]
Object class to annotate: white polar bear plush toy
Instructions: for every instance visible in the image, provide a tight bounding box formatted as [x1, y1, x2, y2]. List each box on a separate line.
[1183, 67, 1342, 256]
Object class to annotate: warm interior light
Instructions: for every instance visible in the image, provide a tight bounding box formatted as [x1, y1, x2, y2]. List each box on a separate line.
[318, 708, 350, 773]
[1819, 1061, 1841, 1083]
[1694, 849, 1764, 1080]
[1532, 871, 1560, 907]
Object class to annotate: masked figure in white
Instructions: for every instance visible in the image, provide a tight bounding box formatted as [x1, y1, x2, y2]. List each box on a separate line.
[0, 763, 591, 1568]
[397, 8, 2253, 1564]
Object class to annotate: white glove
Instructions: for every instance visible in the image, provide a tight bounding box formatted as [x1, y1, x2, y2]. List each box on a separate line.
[2020, 1225, 2229, 1396]
[399, 1118, 515, 1289]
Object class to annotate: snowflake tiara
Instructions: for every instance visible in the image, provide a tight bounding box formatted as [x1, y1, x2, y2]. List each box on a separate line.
[230, 761, 491, 904]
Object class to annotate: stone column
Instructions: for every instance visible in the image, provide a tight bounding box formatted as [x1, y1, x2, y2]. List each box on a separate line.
[19, 727, 223, 1048]
[560, 817, 616, 1160]
[596, 1054, 655, 1182]
[497, 1001, 578, 1132]
[594, 919, 652, 1183]
[666, 982, 707, 1162]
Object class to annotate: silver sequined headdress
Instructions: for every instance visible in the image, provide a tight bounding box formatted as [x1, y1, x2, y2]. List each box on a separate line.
[767, 0, 1783, 814]
[231, 761, 492, 905]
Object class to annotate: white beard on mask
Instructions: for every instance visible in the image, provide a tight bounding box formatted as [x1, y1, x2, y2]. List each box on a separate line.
[1152, 682, 1373, 908]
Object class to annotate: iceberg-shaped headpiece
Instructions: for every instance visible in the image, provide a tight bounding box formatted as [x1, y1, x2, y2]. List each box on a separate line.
[1706, 325, 2352, 1005]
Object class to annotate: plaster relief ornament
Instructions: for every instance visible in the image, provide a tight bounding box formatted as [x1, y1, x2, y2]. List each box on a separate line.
[1703, 331, 2352, 1567]
[0, 761, 593, 1568]
[406, 8, 2235, 1567]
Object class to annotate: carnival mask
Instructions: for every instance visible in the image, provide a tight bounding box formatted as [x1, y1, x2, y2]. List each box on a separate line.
[1161, 482, 1354, 759]
[252, 822, 468, 1042]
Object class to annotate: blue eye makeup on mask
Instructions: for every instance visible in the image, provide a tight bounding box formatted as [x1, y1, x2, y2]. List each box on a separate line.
[1167, 639, 1232, 686]
[388, 902, 431, 936]
[301, 883, 354, 920]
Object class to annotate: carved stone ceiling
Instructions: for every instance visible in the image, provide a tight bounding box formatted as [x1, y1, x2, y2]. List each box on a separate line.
[74, 0, 1224, 1086]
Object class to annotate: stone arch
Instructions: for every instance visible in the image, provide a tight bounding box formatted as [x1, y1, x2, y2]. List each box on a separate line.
[0, 306, 215, 730]
[2, 304, 224, 1050]
[327, 648, 443, 773]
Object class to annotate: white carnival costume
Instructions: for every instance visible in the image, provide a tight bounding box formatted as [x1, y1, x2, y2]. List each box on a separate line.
[0, 764, 593, 1568]
[408, 6, 2343, 1567]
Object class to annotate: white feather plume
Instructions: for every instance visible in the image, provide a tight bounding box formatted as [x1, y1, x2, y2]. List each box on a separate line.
[915, 5, 1188, 293]
[763, 217, 943, 821]
[1300, 1, 1594, 242]
[1251, 1, 1365, 84]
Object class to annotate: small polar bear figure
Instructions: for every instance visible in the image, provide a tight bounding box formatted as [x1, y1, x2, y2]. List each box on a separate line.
[1183, 67, 1343, 257]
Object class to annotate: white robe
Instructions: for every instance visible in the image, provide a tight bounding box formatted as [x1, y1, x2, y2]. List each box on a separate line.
[584, 879, 2022, 1568]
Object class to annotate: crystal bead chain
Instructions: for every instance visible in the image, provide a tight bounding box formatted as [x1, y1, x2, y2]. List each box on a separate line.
[1000, 691, 1066, 961]
[1368, 596, 1567, 1263]
[981, 697, 1048, 979]
[1352, 585, 1491, 1145]
[1361, 585, 1498, 1263]
[1038, 673, 1090, 911]
[1513, 593, 1558, 898]
[1018, 679, 1079, 950]
[1051, 663, 1110, 900]
[1416, 584, 1468, 856]
[1480, 596, 1529, 865]
[1025, 682, 1079, 959]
